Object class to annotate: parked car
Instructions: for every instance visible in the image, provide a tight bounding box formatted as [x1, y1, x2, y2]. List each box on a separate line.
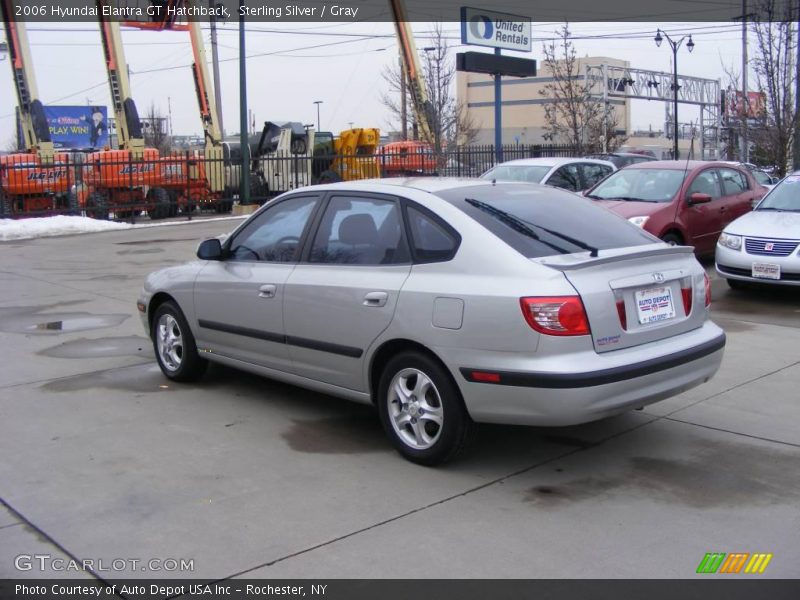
[585, 152, 658, 168]
[584, 161, 767, 256]
[721, 161, 779, 192]
[139, 178, 725, 465]
[716, 171, 800, 288]
[480, 157, 616, 193]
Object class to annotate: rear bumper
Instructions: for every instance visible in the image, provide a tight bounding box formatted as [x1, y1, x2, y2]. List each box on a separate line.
[443, 322, 726, 426]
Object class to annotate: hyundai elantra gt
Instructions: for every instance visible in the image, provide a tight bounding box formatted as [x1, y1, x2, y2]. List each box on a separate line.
[138, 179, 725, 465]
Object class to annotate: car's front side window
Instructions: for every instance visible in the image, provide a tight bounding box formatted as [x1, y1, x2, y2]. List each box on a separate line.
[546, 165, 580, 191]
[228, 195, 318, 262]
[687, 170, 721, 199]
[309, 195, 409, 265]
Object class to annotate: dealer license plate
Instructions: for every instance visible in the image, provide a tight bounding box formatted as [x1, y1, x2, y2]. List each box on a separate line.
[752, 262, 780, 280]
[635, 286, 676, 325]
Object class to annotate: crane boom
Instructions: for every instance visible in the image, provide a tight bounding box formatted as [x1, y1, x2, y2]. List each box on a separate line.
[1, 0, 55, 163]
[96, 0, 145, 159]
[187, 12, 222, 150]
[388, 0, 434, 145]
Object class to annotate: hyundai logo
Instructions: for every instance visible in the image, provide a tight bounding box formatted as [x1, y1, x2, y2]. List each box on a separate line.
[765, 242, 774, 251]
[652, 272, 665, 283]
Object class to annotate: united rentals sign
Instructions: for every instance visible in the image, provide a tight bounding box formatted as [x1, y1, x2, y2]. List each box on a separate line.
[460, 7, 532, 53]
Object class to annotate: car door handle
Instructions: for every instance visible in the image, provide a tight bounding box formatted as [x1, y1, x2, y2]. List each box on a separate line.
[258, 284, 277, 298]
[719, 205, 727, 212]
[363, 291, 388, 307]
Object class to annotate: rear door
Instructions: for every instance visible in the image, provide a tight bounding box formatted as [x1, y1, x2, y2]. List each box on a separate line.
[717, 167, 757, 222]
[283, 192, 412, 391]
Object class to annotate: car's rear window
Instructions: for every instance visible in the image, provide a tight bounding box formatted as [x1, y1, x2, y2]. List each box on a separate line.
[435, 184, 657, 258]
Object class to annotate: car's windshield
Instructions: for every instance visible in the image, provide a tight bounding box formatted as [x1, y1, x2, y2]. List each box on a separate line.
[757, 174, 800, 211]
[588, 168, 688, 202]
[481, 165, 552, 184]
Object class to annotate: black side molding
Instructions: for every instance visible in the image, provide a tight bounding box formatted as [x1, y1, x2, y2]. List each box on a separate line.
[198, 319, 363, 359]
[460, 333, 726, 389]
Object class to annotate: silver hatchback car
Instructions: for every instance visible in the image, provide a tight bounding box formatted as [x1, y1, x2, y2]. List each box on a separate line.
[138, 179, 725, 464]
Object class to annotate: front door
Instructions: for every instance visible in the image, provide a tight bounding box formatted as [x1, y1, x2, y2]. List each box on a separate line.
[193, 194, 321, 371]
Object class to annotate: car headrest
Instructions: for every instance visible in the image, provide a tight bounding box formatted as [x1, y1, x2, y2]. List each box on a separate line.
[339, 214, 379, 246]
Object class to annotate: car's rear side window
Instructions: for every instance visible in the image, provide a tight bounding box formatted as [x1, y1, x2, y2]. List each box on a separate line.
[435, 184, 657, 258]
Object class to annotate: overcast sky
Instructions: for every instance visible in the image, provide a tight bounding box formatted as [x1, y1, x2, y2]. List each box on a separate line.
[1, 20, 751, 146]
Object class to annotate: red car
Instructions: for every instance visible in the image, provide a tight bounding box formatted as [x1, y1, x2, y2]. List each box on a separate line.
[585, 161, 767, 256]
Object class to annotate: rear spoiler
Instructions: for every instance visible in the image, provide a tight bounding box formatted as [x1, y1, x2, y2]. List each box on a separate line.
[533, 244, 695, 272]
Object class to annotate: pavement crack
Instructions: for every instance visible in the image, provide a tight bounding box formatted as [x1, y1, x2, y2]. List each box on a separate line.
[650, 359, 800, 420]
[661, 417, 800, 449]
[0, 269, 131, 304]
[0, 498, 111, 587]
[222, 417, 658, 578]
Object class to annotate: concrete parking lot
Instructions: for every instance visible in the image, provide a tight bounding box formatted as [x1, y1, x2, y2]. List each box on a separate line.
[1, 219, 798, 581]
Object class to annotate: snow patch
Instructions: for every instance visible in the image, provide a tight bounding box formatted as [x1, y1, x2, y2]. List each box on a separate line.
[0, 216, 131, 241]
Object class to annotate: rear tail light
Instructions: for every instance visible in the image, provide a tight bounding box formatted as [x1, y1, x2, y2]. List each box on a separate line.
[614, 293, 627, 330]
[704, 273, 712, 307]
[520, 296, 591, 336]
[680, 276, 693, 316]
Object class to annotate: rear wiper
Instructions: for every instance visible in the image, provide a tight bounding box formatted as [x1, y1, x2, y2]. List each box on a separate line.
[516, 215, 600, 257]
[464, 198, 598, 257]
[465, 198, 572, 256]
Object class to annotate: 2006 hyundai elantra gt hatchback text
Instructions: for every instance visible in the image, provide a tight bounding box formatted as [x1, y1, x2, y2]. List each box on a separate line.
[138, 179, 726, 465]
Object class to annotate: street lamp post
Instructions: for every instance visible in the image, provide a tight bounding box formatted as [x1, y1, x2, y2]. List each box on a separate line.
[655, 29, 694, 160]
[313, 100, 323, 131]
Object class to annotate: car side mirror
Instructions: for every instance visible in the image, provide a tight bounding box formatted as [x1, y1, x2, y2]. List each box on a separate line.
[770, 176, 779, 185]
[197, 238, 223, 260]
[689, 192, 712, 204]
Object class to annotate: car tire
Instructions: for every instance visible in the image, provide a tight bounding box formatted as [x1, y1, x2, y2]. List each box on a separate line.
[661, 232, 683, 246]
[377, 351, 474, 465]
[85, 192, 109, 220]
[147, 187, 171, 220]
[151, 301, 207, 382]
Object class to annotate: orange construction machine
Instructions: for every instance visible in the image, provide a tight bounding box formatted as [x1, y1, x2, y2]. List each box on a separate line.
[79, 0, 220, 220]
[0, 0, 76, 217]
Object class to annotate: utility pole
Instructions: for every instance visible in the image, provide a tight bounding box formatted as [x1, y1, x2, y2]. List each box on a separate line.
[209, 0, 224, 138]
[742, 0, 749, 163]
[794, 0, 800, 170]
[238, 0, 250, 204]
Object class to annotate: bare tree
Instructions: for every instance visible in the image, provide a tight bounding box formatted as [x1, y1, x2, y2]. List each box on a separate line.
[142, 103, 171, 153]
[749, 0, 798, 174]
[539, 23, 626, 153]
[380, 23, 479, 156]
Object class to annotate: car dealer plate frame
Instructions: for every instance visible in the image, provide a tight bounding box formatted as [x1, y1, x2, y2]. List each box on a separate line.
[752, 262, 781, 280]
[635, 286, 676, 325]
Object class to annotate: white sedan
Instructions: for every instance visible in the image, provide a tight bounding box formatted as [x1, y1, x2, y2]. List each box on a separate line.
[481, 157, 616, 193]
[716, 171, 800, 287]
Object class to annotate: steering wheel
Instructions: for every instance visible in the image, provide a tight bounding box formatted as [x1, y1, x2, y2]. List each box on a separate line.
[275, 236, 300, 246]
[233, 245, 259, 260]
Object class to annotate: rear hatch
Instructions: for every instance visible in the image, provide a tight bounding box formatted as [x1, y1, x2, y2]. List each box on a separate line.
[534, 245, 706, 354]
